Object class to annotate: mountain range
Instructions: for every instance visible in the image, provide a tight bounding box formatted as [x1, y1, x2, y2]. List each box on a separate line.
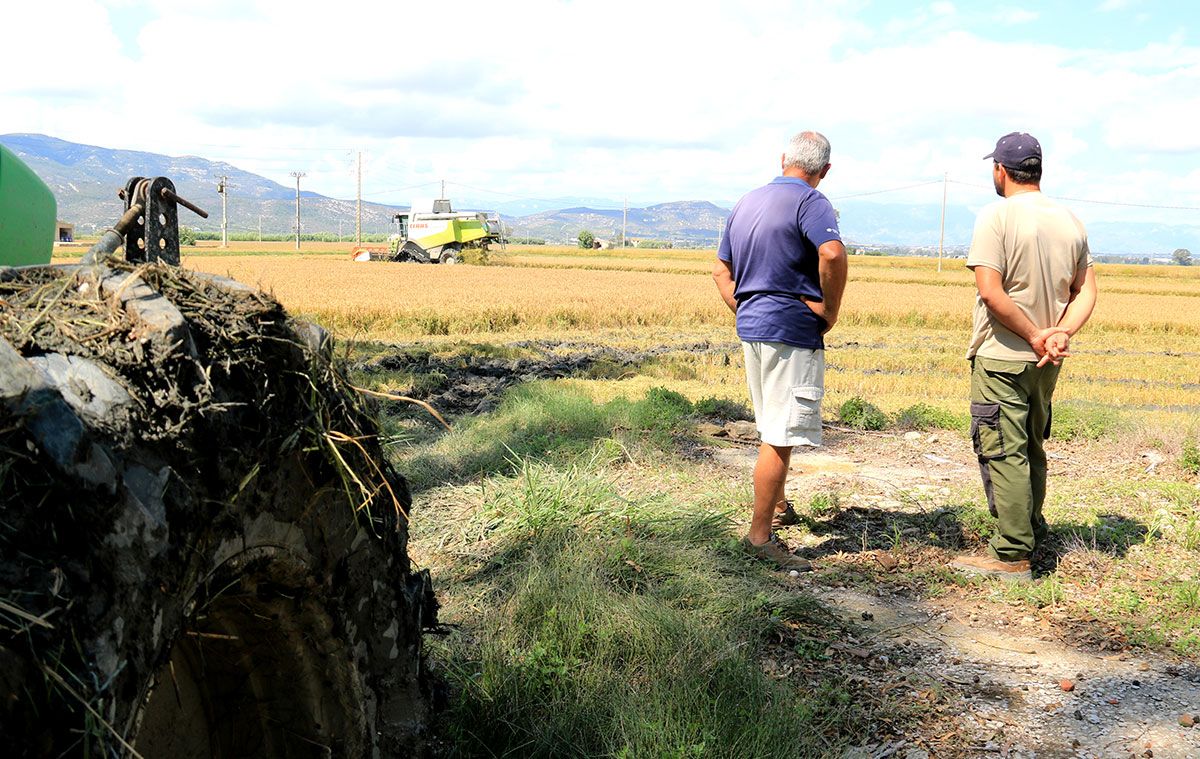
[3, 133, 1196, 256]
[0, 134, 402, 238]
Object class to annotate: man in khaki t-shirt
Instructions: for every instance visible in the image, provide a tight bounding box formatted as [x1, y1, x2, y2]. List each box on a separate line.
[951, 132, 1098, 581]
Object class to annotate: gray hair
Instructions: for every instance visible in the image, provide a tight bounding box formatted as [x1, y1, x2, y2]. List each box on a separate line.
[783, 131, 831, 173]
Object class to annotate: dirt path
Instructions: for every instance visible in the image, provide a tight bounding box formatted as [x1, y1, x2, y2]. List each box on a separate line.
[712, 431, 1200, 759]
[823, 586, 1199, 758]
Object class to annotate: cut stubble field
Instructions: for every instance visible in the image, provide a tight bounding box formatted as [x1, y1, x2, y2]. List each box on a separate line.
[185, 247, 1200, 432]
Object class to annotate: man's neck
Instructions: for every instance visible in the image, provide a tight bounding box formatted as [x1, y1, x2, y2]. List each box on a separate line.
[1004, 182, 1040, 198]
[781, 167, 819, 186]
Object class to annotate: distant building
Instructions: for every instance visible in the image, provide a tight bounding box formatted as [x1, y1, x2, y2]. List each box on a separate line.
[56, 221, 74, 242]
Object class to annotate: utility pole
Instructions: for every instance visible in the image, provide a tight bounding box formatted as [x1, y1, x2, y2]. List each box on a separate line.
[217, 176, 228, 248]
[338, 219, 343, 241]
[622, 197, 627, 248]
[937, 171, 948, 273]
[290, 171, 306, 251]
[356, 151, 362, 245]
[258, 215, 262, 242]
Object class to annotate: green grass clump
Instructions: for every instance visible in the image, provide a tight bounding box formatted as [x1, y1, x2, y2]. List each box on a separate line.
[429, 457, 875, 758]
[623, 386, 694, 431]
[411, 369, 449, 395]
[994, 573, 1067, 608]
[894, 403, 968, 432]
[692, 396, 753, 421]
[1050, 401, 1121, 441]
[807, 492, 842, 518]
[581, 357, 630, 380]
[1180, 439, 1200, 475]
[400, 383, 610, 488]
[947, 500, 995, 543]
[1144, 485, 1200, 551]
[838, 397, 888, 431]
[398, 383, 712, 489]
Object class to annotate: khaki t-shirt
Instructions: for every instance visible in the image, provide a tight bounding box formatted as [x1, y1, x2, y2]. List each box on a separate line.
[966, 191, 1093, 361]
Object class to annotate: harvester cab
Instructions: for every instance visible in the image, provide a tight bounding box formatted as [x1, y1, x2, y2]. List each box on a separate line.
[353, 195, 503, 264]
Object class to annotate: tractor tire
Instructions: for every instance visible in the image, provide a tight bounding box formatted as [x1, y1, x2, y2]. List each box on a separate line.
[0, 262, 435, 757]
[392, 241, 430, 264]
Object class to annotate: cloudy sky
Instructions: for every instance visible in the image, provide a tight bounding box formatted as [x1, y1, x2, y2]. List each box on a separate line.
[3, 0, 1197, 223]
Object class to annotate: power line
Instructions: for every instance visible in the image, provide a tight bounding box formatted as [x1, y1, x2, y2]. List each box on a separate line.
[361, 181, 440, 198]
[445, 181, 626, 207]
[947, 179, 993, 191]
[947, 179, 1200, 210]
[1045, 194, 1200, 211]
[193, 143, 354, 152]
[445, 181, 547, 201]
[829, 180, 943, 200]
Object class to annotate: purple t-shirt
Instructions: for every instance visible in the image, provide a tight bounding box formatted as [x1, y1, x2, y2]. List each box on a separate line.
[717, 176, 841, 350]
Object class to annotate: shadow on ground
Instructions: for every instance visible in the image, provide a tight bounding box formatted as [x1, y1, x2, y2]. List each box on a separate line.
[792, 504, 1149, 570]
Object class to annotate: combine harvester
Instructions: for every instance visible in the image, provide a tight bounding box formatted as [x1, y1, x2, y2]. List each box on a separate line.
[352, 196, 504, 264]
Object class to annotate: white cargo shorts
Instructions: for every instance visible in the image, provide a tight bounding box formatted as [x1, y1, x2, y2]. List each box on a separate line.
[741, 341, 825, 447]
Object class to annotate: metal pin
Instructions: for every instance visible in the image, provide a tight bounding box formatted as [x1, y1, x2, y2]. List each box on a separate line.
[161, 187, 209, 219]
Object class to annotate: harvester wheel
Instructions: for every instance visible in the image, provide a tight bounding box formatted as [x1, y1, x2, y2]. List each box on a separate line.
[394, 240, 431, 263]
[440, 245, 461, 265]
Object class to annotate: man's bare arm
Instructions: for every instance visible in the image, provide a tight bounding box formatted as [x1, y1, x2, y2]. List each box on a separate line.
[1036, 266, 1097, 366]
[1057, 266, 1097, 336]
[712, 258, 737, 314]
[973, 265, 1061, 357]
[803, 240, 848, 331]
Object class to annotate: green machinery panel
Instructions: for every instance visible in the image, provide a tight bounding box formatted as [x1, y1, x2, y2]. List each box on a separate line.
[0, 145, 56, 266]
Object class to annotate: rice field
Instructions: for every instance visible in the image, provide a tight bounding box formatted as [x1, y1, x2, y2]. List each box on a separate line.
[182, 247, 1200, 434]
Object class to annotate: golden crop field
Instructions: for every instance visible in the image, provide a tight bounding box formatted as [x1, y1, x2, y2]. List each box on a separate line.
[183, 248, 1200, 433]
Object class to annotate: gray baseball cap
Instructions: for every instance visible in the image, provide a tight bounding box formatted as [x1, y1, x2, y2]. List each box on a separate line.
[983, 132, 1042, 168]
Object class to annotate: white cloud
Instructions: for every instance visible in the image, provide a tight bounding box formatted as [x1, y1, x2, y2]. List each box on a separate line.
[994, 7, 1040, 24]
[0, 1, 133, 96]
[0, 0, 1194, 224]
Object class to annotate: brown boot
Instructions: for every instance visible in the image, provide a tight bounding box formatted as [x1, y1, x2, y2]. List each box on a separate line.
[742, 534, 812, 571]
[950, 554, 1031, 581]
[771, 499, 800, 531]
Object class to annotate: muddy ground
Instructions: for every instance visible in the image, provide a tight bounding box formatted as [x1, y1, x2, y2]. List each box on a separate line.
[355, 339, 742, 415]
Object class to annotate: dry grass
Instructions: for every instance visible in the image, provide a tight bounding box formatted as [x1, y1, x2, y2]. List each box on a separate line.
[182, 252, 1200, 336]
[185, 255, 729, 336]
[181, 252, 1200, 434]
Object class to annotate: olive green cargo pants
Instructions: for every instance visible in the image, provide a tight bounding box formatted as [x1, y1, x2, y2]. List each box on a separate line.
[969, 357, 1061, 561]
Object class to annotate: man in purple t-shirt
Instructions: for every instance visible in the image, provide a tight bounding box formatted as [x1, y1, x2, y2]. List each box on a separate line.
[713, 130, 848, 571]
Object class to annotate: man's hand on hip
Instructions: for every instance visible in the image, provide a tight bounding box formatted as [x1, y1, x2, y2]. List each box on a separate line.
[813, 240, 848, 335]
[802, 298, 837, 334]
[712, 259, 738, 314]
